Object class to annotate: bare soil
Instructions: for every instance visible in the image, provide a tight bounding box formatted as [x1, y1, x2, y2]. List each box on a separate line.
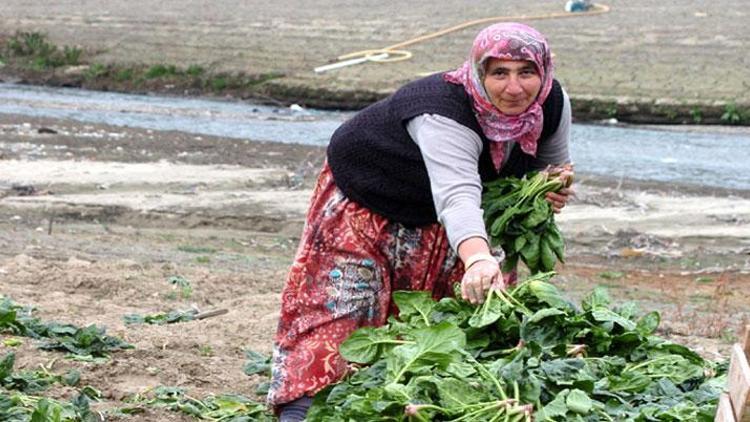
[1, 113, 750, 419]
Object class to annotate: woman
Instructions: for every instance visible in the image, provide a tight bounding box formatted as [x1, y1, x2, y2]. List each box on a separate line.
[268, 22, 574, 420]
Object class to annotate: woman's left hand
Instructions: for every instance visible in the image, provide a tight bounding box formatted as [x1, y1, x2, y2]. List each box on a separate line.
[545, 168, 575, 214]
[545, 187, 573, 213]
[545, 169, 575, 213]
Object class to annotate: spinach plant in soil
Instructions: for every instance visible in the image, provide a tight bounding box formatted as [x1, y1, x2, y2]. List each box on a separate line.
[0, 296, 131, 358]
[308, 272, 726, 421]
[482, 166, 572, 274]
[0, 352, 99, 421]
[128, 386, 275, 421]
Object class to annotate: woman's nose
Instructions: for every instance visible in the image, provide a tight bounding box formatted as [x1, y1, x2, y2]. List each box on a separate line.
[504, 78, 523, 95]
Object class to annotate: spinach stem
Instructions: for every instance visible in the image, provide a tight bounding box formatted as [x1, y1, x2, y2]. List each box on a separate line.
[623, 355, 673, 373]
[378, 339, 415, 345]
[462, 351, 508, 400]
[595, 407, 616, 422]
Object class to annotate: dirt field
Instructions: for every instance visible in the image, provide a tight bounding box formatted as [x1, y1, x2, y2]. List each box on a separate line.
[1, 0, 749, 110]
[1, 112, 749, 419]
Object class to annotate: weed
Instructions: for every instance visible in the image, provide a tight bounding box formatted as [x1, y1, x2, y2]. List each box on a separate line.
[167, 275, 193, 299]
[680, 272, 736, 338]
[719, 328, 737, 344]
[721, 102, 744, 125]
[195, 256, 211, 264]
[210, 77, 228, 91]
[695, 276, 713, 283]
[3, 31, 85, 70]
[605, 103, 618, 118]
[598, 270, 624, 280]
[114, 67, 134, 82]
[678, 256, 701, 269]
[689, 107, 703, 124]
[84, 63, 107, 79]
[31, 55, 62, 70]
[246, 71, 284, 87]
[145, 64, 179, 79]
[186, 64, 205, 76]
[598, 281, 625, 290]
[62, 45, 82, 65]
[160, 233, 177, 242]
[198, 345, 214, 357]
[688, 293, 712, 303]
[178, 245, 217, 254]
[7, 31, 56, 57]
[664, 108, 678, 121]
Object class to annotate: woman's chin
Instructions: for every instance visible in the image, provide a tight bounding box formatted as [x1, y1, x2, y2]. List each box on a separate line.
[495, 102, 530, 116]
[499, 108, 524, 116]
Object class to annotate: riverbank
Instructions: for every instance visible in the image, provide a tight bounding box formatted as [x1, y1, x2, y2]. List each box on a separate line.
[1, 0, 749, 124]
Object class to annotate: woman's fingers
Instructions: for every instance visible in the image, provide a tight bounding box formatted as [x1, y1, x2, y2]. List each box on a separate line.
[545, 189, 574, 213]
[461, 261, 502, 304]
[461, 276, 485, 304]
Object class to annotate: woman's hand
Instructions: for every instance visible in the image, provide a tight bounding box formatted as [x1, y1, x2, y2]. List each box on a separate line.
[545, 187, 573, 213]
[461, 259, 504, 305]
[545, 168, 575, 213]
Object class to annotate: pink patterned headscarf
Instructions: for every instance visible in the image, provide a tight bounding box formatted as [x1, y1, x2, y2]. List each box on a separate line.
[445, 23, 554, 170]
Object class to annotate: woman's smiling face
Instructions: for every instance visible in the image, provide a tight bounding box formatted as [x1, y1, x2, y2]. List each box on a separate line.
[482, 58, 542, 115]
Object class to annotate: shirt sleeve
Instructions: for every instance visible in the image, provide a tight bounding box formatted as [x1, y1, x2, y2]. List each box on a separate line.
[529, 88, 572, 170]
[406, 113, 488, 251]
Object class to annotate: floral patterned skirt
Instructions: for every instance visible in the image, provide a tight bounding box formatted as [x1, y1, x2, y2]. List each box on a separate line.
[266, 163, 464, 406]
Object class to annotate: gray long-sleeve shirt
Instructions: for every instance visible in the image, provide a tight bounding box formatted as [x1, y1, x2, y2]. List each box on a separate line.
[406, 90, 571, 251]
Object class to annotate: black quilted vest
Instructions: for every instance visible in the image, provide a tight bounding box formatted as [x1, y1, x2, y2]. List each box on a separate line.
[327, 73, 563, 226]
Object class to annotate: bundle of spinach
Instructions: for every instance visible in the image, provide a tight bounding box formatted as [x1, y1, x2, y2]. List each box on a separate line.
[482, 166, 572, 274]
[308, 272, 726, 421]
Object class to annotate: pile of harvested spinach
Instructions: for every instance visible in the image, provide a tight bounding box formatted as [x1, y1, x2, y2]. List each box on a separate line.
[308, 272, 726, 421]
[482, 167, 571, 274]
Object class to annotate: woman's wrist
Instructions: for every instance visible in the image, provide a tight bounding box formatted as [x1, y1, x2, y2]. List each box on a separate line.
[464, 253, 497, 270]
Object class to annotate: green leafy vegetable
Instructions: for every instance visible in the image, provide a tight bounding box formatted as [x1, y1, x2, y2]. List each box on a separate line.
[311, 273, 727, 421]
[1, 296, 131, 358]
[482, 166, 572, 274]
[132, 386, 274, 421]
[123, 309, 197, 325]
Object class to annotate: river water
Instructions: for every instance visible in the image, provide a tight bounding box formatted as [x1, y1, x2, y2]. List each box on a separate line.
[1, 83, 749, 190]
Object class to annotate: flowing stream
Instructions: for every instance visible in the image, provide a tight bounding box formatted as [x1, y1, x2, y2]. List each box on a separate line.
[1, 82, 749, 190]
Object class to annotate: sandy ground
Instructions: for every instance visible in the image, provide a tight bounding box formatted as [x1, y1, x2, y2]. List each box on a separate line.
[1, 113, 749, 419]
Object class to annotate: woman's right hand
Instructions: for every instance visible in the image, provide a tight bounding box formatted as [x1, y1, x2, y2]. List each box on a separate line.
[461, 259, 504, 305]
